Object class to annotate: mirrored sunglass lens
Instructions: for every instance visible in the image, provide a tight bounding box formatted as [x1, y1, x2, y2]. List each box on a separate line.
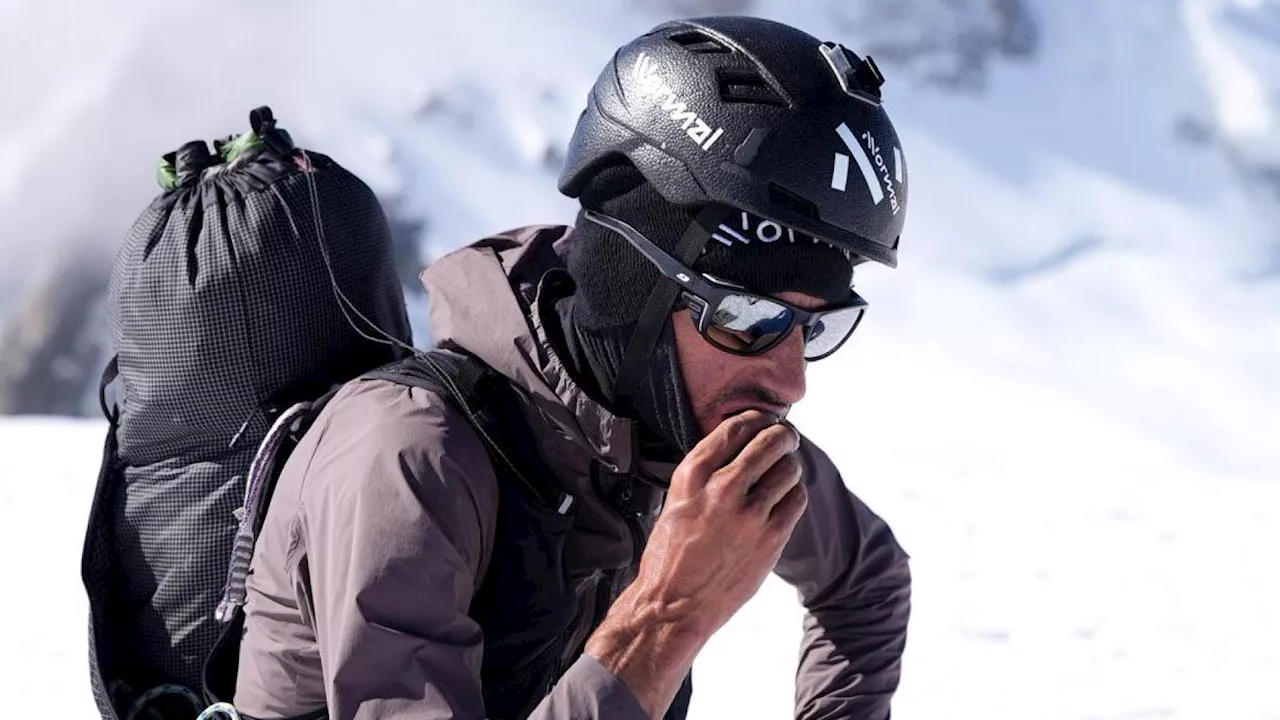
[804, 306, 864, 359]
[710, 293, 793, 350]
[712, 294, 792, 333]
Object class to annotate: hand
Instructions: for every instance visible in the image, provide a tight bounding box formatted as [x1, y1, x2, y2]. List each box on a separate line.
[583, 411, 807, 718]
[631, 409, 807, 637]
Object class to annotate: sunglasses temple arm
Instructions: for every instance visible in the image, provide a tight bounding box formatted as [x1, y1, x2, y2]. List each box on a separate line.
[583, 210, 723, 299]
[582, 210, 666, 268]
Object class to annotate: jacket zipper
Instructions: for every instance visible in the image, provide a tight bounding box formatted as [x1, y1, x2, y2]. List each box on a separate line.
[616, 474, 647, 568]
[547, 467, 661, 702]
[582, 466, 648, 641]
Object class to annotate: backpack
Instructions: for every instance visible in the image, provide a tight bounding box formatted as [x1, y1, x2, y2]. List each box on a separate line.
[81, 106, 693, 720]
[81, 107, 413, 720]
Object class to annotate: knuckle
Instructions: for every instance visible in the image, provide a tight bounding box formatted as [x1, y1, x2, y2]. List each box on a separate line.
[774, 484, 806, 517]
[764, 518, 794, 545]
[765, 456, 800, 488]
[671, 465, 695, 486]
[784, 453, 803, 478]
[792, 486, 810, 515]
[706, 475, 742, 505]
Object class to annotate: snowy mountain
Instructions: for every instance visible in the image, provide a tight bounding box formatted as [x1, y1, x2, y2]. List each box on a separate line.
[1, 0, 1277, 717]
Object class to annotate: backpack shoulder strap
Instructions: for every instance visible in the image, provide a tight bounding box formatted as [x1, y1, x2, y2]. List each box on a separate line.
[362, 347, 492, 414]
[364, 348, 571, 512]
[213, 384, 342, 624]
[203, 347, 572, 708]
[215, 346, 562, 626]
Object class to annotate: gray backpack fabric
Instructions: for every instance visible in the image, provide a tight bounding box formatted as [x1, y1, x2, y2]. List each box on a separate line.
[81, 107, 412, 720]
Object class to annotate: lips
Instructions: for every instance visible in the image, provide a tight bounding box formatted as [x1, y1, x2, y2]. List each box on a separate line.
[717, 400, 789, 423]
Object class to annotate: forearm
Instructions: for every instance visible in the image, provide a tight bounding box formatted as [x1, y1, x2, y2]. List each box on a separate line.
[583, 582, 709, 719]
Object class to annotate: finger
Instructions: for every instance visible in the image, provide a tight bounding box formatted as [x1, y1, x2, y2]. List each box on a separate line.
[767, 481, 808, 531]
[715, 422, 799, 496]
[744, 453, 803, 513]
[676, 410, 775, 486]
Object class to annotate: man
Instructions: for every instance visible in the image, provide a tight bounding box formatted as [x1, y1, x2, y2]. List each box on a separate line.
[234, 15, 911, 720]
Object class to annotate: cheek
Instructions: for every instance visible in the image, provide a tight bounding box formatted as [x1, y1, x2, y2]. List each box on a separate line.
[670, 312, 731, 434]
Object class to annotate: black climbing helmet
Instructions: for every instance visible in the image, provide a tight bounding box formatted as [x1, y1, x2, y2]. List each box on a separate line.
[558, 15, 908, 268]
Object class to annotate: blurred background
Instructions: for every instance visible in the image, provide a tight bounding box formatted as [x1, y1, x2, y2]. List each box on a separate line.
[1, 0, 1276, 717]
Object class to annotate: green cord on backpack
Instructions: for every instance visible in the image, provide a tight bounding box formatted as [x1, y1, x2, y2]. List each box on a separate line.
[154, 119, 296, 191]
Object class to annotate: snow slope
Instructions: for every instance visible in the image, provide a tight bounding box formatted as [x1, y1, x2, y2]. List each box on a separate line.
[1, 0, 1278, 717]
[5, 362, 1277, 718]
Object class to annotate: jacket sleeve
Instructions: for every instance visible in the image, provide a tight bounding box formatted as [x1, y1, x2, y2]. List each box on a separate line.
[295, 382, 648, 720]
[771, 437, 912, 720]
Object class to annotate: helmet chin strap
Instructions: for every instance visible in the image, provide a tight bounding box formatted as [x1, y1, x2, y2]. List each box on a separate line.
[612, 204, 733, 416]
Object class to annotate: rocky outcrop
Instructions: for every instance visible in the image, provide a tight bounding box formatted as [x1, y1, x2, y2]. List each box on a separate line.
[640, 0, 1039, 91]
[0, 192, 430, 417]
[384, 196, 430, 295]
[829, 0, 1039, 91]
[0, 251, 111, 417]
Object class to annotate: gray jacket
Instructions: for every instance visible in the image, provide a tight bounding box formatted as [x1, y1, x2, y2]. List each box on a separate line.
[234, 225, 911, 719]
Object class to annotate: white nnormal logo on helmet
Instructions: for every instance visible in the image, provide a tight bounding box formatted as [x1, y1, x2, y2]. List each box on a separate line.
[631, 52, 726, 152]
[832, 123, 903, 215]
[711, 211, 855, 260]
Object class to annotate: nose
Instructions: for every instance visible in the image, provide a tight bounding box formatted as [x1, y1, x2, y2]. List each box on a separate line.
[760, 327, 807, 406]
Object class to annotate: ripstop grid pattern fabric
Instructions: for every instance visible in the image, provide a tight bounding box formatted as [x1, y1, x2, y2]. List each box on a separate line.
[92, 148, 412, 698]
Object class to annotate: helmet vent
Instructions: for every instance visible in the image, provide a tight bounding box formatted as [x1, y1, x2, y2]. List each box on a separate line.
[667, 30, 730, 53]
[717, 68, 786, 107]
[768, 183, 819, 220]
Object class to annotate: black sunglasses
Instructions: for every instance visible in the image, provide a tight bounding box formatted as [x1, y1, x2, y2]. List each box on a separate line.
[581, 210, 868, 361]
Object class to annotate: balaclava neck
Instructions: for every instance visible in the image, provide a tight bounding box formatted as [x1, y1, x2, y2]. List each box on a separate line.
[563, 160, 856, 459]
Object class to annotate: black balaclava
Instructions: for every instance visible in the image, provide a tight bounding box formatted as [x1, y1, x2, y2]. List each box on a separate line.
[561, 159, 856, 460]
